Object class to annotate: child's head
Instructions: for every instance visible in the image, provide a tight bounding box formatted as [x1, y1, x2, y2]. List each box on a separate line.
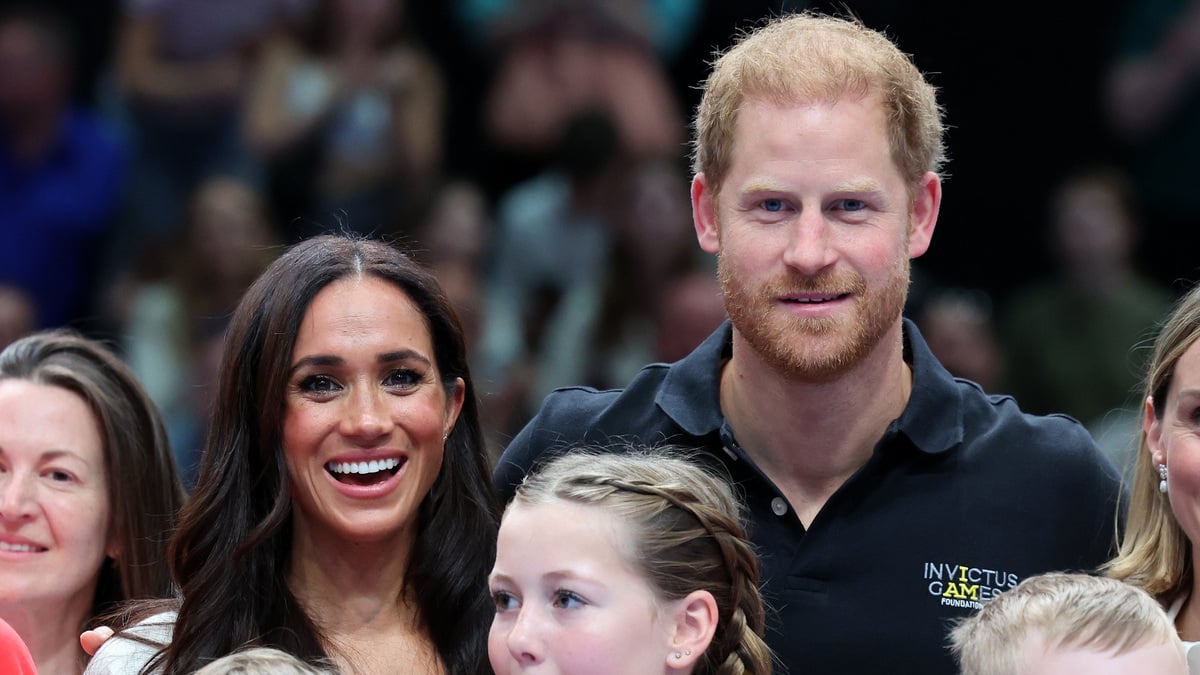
[488, 447, 771, 675]
[191, 647, 334, 674]
[950, 572, 1186, 675]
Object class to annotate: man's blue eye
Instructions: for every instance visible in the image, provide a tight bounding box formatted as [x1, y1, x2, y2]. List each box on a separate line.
[840, 199, 866, 212]
[761, 199, 785, 212]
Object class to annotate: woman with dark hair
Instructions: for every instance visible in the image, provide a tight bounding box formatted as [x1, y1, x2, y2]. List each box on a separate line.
[0, 330, 185, 674]
[86, 235, 499, 674]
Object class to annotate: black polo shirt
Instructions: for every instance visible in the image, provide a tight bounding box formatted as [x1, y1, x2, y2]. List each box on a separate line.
[493, 319, 1123, 675]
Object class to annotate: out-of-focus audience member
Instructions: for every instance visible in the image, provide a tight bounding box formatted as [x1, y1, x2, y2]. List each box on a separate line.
[1108, 280, 1200, 672]
[1105, 0, 1200, 285]
[0, 5, 126, 329]
[114, 174, 278, 485]
[414, 179, 494, 452]
[245, 0, 445, 238]
[916, 287, 1004, 392]
[0, 329, 184, 675]
[999, 165, 1174, 429]
[481, 0, 684, 163]
[653, 269, 726, 366]
[950, 572, 1187, 675]
[586, 158, 711, 389]
[192, 647, 335, 675]
[476, 110, 624, 431]
[454, 0, 702, 64]
[0, 285, 36, 351]
[0, 617, 36, 675]
[109, 0, 306, 257]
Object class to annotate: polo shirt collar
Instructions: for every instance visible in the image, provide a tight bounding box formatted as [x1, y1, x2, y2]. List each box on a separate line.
[896, 317, 965, 454]
[657, 321, 731, 437]
[656, 318, 965, 454]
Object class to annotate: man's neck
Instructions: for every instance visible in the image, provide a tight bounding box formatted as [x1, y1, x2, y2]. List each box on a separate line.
[719, 321, 912, 527]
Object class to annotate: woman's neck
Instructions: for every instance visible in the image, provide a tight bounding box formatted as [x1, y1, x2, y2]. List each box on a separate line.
[1, 600, 88, 675]
[288, 528, 440, 673]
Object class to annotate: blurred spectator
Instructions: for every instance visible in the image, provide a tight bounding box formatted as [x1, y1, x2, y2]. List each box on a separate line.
[476, 109, 624, 435]
[481, 0, 685, 166]
[414, 178, 491, 364]
[0, 284, 34, 350]
[114, 175, 279, 486]
[0, 5, 126, 329]
[587, 157, 710, 389]
[108, 0, 307, 260]
[412, 178, 495, 452]
[999, 166, 1174, 431]
[455, 0, 702, 63]
[653, 267, 726, 365]
[1105, 0, 1200, 286]
[916, 286, 1004, 392]
[245, 0, 445, 239]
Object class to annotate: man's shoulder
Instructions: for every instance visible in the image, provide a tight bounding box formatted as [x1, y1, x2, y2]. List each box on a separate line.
[954, 382, 1119, 482]
[493, 361, 705, 500]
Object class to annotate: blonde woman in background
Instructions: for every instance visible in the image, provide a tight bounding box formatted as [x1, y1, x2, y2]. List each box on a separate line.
[1108, 280, 1200, 672]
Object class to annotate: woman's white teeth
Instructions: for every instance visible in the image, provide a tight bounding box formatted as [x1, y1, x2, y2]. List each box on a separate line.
[327, 457, 400, 475]
[0, 542, 39, 553]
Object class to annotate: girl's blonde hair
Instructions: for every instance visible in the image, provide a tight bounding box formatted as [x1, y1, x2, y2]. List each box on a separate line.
[513, 447, 772, 675]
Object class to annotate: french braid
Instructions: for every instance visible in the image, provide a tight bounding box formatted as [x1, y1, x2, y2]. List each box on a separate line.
[513, 448, 773, 674]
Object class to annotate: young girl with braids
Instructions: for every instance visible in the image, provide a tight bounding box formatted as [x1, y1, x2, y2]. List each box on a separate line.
[488, 447, 772, 674]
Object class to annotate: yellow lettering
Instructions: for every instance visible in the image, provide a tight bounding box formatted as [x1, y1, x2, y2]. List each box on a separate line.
[942, 582, 981, 600]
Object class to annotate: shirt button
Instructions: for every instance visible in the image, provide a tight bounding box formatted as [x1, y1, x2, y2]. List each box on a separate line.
[771, 497, 788, 516]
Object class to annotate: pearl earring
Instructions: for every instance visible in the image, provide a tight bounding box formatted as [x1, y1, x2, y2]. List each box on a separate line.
[1159, 463, 1169, 494]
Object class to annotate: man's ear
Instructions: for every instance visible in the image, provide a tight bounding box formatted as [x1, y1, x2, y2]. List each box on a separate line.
[693, 173, 721, 255]
[665, 590, 719, 671]
[907, 171, 941, 259]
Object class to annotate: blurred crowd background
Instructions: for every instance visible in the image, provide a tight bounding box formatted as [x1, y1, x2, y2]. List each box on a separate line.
[2, 0, 1198, 484]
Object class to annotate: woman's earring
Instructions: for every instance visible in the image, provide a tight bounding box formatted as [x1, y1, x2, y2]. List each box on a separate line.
[1159, 463, 1169, 494]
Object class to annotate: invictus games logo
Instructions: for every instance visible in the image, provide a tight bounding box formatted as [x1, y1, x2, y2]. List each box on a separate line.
[923, 562, 1019, 610]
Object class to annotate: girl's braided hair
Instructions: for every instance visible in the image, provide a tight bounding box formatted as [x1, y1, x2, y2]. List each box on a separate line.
[512, 447, 772, 675]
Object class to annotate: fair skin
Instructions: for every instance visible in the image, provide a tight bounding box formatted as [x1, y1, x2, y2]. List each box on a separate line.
[1146, 337, 1200, 642]
[282, 275, 464, 675]
[0, 380, 114, 675]
[488, 500, 716, 674]
[1021, 637, 1187, 675]
[691, 93, 941, 528]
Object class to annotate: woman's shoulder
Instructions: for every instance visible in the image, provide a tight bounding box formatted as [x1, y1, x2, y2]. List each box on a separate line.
[83, 611, 177, 675]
